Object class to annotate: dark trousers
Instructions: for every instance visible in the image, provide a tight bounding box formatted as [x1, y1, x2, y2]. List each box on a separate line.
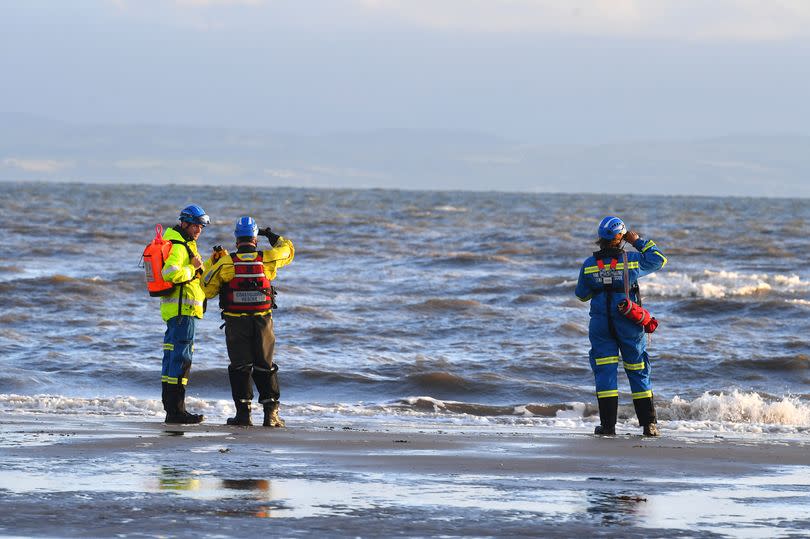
[224, 314, 280, 405]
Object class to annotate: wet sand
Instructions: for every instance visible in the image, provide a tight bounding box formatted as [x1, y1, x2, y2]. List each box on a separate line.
[2, 414, 810, 538]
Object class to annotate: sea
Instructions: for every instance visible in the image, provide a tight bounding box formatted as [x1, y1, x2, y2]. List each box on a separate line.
[2, 181, 810, 437]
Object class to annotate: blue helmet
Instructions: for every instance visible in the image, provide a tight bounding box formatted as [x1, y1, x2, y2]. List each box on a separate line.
[234, 216, 258, 238]
[179, 204, 210, 227]
[597, 216, 626, 240]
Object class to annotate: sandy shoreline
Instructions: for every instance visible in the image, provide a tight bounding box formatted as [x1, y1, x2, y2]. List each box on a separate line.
[2, 414, 810, 537]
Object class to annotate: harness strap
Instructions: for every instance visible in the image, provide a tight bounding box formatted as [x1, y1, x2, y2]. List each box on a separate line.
[621, 251, 630, 301]
[596, 258, 618, 271]
[598, 257, 619, 339]
[170, 239, 196, 317]
[621, 251, 643, 306]
[606, 288, 616, 338]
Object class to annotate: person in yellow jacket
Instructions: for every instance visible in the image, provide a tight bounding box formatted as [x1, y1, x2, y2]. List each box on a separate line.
[160, 204, 209, 424]
[202, 216, 294, 427]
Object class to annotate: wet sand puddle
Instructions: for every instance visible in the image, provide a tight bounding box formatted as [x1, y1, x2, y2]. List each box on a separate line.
[642, 468, 810, 538]
[1, 461, 809, 536]
[2, 419, 810, 536]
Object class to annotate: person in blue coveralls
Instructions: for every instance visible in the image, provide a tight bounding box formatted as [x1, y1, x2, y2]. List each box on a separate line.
[159, 204, 210, 424]
[575, 216, 668, 436]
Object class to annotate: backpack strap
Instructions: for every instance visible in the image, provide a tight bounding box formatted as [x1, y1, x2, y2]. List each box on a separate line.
[621, 251, 643, 306]
[170, 239, 194, 259]
[168, 239, 196, 318]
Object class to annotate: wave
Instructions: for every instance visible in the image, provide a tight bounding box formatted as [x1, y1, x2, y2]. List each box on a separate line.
[719, 355, 810, 373]
[285, 305, 338, 320]
[432, 205, 467, 213]
[0, 272, 141, 302]
[557, 321, 588, 337]
[0, 265, 24, 274]
[397, 396, 573, 417]
[2, 390, 809, 432]
[427, 251, 514, 267]
[407, 298, 485, 313]
[664, 390, 810, 427]
[405, 372, 471, 392]
[495, 246, 536, 256]
[0, 273, 102, 290]
[643, 271, 810, 299]
[512, 294, 543, 304]
[0, 393, 166, 416]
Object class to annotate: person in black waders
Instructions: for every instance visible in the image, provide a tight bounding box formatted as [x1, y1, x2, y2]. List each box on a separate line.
[201, 216, 294, 427]
[575, 216, 668, 436]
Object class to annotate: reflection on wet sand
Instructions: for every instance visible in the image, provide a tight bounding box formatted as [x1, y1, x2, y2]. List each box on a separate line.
[157, 466, 201, 491]
[586, 490, 648, 526]
[3, 417, 810, 537]
[221, 479, 277, 518]
[156, 467, 280, 518]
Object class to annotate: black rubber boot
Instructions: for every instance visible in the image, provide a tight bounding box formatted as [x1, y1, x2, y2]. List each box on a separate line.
[252, 363, 280, 405]
[164, 384, 204, 424]
[594, 396, 618, 435]
[178, 384, 204, 423]
[634, 396, 659, 437]
[227, 401, 253, 426]
[262, 401, 285, 428]
[161, 382, 171, 415]
[226, 366, 254, 426]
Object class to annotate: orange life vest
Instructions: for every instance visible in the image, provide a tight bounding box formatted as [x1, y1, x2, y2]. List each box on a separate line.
[219, 251, 274, 313]
[141, 224, 192, 297]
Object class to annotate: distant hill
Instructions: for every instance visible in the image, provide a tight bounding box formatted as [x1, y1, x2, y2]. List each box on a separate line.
[1, 113, 808, 197]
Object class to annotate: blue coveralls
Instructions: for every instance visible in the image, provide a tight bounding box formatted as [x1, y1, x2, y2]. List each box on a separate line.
[575, 238, 667, 403]
[162, 315, 196, 386]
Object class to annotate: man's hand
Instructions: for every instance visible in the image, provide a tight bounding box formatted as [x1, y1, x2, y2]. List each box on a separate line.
[259, 227, 281, 245]
[624, 230, 640, 244]
[211, 245, 225, 262]
[191, 255, 203, 269]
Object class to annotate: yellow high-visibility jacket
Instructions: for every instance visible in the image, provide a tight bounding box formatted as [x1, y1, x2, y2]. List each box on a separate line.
[159, 226, 206, 321]
[202, 237, 294, 316]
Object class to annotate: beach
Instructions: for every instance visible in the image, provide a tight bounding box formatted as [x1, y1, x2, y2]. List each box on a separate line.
[2, 183, 810, 537]
[2, 413, 810, 538]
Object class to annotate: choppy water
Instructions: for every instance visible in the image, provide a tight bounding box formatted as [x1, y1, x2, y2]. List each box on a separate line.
[1, 181, 809, 434]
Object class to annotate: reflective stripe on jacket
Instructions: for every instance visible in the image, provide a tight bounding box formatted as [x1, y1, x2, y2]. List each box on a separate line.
[574, 237, 667, 316]
[159, 226, 206, 321]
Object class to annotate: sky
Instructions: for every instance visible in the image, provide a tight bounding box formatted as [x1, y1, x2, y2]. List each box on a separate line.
[1, 0, 809, 146]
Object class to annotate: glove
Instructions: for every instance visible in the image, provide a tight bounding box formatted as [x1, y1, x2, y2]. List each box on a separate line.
[211, 245, 226, 262]
[259, 227, 280, 245]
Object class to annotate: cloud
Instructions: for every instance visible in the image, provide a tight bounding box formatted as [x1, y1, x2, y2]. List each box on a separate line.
[96, 0, 810, 40]
[355, 0, 810, 40]
[175, 0, 266, 5]
[2, 158, 74, 173]
[114, 158, 244, 176]
[98, 0, 810, 40]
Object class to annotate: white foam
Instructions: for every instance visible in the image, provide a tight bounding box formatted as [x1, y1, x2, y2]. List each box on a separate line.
[3, 391, 809, 436]
[433, 205, 467, 213]
[665, 390, 810, 427]
[0, 394, 233, 419]
[643, 270, 810, 299]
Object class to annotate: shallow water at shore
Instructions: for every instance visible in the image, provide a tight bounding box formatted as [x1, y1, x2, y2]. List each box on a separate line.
[2, 182, 810, 437]
[2, 414, 810, 538]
